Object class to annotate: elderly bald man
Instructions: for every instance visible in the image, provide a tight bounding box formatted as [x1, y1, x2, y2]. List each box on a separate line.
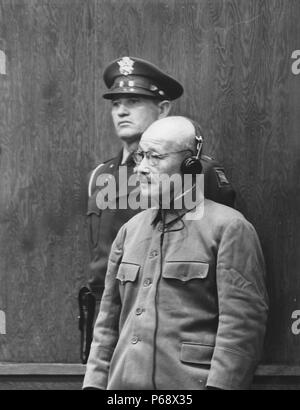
[83, 116, 268, 391]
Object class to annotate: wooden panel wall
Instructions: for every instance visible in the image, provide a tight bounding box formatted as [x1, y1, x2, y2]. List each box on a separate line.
[0, 0, 299, 368]
[0, 0, 96, 362]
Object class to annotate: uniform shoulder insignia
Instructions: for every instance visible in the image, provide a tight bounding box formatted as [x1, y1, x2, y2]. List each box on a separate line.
[200, 154, 235, 207]
[214, 167, 230, 186]
[201, 154, 215, 162]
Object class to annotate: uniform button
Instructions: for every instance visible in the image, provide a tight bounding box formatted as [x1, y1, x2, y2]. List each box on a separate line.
[143, 279, 152, 287]
[131, 336, 139, 344]
[149, 250, 158, 258]
[135, 308, 143, 315]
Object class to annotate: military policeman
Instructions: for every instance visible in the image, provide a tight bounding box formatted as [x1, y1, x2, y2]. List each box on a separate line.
[80, 57, 235, 362]
[87, 57, 180, 301]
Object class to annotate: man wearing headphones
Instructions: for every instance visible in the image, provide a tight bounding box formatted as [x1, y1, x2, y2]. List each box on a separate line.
[79, 57, 235, 363]
[83, 116, 268, 390]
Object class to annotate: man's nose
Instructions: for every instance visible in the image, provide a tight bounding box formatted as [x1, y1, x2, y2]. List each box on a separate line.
[117, 103, 129, 116]
[136, 156, 151, 175]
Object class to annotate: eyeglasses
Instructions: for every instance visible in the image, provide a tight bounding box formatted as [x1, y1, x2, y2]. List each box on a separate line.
[133, 149, 192, 167]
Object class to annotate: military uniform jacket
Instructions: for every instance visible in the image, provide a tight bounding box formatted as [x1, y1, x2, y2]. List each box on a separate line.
[87, 151, 138, 298]
[87, 150, 236, 299]
[83, 200, 268, 390]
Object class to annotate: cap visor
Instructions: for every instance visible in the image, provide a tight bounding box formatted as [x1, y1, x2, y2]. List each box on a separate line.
[102, 87, 165, 100]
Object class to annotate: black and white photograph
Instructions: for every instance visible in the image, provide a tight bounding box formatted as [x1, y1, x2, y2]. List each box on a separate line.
[0, 0, 299, 393]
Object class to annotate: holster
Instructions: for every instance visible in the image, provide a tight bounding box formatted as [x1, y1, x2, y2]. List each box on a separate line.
[78, 286, 96, 364]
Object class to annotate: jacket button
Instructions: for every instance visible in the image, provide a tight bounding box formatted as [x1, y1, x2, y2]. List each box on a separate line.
[131, 336, 139, 344]
[135, 308, 143, 315]
[149, 250, 158, 258]
[143, 279, 152, 287]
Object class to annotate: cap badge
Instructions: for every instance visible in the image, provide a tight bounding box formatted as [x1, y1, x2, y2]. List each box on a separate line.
[118, 57, 134, 76]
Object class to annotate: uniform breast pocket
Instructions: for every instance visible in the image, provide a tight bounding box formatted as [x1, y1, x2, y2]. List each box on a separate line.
[163, 261, 209, 283]
[86, 195, 102, 249]
[116, 263, 140, 286]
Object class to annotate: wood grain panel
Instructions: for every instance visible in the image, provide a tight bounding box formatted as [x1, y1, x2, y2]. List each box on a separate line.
[0, 0, 96, 362]
[0, 0, 299, 369]
[0, 376, 82, 390]
[0, 363, 300, 390]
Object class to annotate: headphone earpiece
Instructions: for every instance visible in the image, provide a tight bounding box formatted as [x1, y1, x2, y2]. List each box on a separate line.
[180, 120, 204, 175]
[180, 155, 203, 175]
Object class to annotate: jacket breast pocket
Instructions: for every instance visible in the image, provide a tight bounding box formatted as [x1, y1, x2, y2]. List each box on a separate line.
[86, 194, 102, 249]
[180, 342, 215, 366]
[163, 261, 209, 282]
[116, 263, 140, 285]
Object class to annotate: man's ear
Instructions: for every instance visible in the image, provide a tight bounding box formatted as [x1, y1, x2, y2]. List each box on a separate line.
[157, 100, 172, 118]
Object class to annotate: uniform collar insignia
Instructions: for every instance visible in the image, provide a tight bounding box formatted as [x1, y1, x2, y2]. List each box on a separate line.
[118, 56, 135, 76]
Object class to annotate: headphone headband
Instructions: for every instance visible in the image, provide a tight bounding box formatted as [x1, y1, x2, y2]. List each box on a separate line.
[180, 119, 204, 175]
[195, 135, 203, 160]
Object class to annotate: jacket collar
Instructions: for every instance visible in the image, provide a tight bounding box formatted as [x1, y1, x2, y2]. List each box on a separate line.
[151, 184, 204, 227]
[120, 149, 136, 167]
